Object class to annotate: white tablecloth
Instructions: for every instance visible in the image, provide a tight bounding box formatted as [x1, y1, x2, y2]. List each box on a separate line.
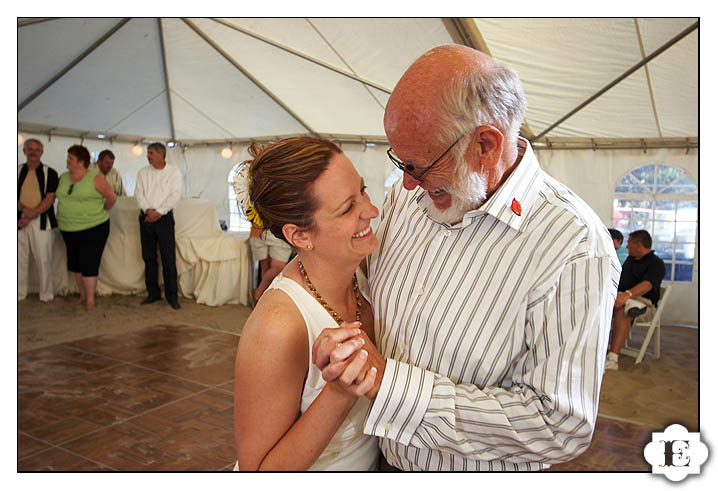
[27, 196, 251, 307]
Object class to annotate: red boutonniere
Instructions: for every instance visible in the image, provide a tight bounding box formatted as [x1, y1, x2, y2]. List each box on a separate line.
[511, 198, 522, 216]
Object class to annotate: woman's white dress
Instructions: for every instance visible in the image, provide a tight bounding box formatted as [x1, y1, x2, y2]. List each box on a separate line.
[236, 269, 379, 471]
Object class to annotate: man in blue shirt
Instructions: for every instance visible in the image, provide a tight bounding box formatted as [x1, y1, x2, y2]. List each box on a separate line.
[609, 228, 629, 264]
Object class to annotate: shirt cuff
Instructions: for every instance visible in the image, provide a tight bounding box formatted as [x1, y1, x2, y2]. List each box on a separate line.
[363, 359, 434, 446]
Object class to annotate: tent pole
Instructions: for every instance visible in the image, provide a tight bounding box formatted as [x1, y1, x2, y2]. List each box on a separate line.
[446, 18, 492, 55]
[18, 18, 131, 112]
[634, 18, 663, 138]
[445, 18, 536, 140]
[304, 19, 387, 110]
[210, 18, 392, 95]
[18, 18, 57, 27]
[182, 18, 318, 136]
[157, 18, 177, 142]
[532, 20, 698, 141]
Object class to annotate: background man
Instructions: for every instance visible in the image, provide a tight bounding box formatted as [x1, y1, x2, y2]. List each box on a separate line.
[134, 142, 183, 310]
[91, 149, 125, 196]
[18, 138, 59, 303]
[315, 45, 621, 471]
[606, 229, 665, 370]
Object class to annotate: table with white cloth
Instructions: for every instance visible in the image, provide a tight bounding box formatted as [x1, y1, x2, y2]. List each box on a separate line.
[27, 196, 251, 306]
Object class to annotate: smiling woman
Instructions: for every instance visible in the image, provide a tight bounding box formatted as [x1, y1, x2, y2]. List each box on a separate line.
[232, 137, 381, 471]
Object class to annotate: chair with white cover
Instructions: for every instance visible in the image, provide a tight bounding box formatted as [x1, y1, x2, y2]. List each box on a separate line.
[621, 285, 672, 364]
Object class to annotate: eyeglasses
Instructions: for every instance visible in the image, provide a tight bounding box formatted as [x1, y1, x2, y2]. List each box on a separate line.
[387, 133, 467, 183]
[68, 184, 75, 195]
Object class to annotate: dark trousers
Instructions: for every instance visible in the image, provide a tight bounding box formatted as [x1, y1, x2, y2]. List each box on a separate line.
[139, 211, 178, 301]
[60, 219, 110, 277]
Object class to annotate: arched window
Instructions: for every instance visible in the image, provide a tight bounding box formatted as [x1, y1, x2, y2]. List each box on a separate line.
[384, 168, 403, 196]
[612, 164, 697, 282]
[227, 162, 251, 234]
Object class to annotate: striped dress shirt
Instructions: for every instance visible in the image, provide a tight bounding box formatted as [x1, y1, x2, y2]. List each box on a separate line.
[366, 141, 621, 471]
[90, 164, 126, 196]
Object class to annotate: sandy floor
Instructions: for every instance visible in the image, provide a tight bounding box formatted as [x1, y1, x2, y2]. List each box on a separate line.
[18, 294, 252, 353]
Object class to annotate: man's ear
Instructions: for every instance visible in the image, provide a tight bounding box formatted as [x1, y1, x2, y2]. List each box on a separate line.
[466, 125, 504, 171]
[282, 223, 312, 250]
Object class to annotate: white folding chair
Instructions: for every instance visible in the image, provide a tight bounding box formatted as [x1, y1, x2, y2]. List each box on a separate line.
[621, 285, 672, 364]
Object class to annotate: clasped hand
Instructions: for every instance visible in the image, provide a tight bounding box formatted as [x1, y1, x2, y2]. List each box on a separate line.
[312, 322, 385, 400]
[144, 208, 162, 223]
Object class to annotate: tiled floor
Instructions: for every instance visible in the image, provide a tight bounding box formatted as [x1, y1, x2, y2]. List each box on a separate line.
[18, 323, 655, 472]
[548, 416, 652, 471]
[18, 325, 238, 471]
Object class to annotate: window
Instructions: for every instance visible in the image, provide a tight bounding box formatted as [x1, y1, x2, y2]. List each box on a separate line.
[612, 164, 697, 282]
[227, 162, 251, 234]
[384, 168, 403, 196]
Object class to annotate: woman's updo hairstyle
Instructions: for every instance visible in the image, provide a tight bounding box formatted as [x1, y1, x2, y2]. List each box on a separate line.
[246, 137, 342, 244]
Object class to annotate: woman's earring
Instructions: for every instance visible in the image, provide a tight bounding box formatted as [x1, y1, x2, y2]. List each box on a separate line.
[307, 244, 313, 250]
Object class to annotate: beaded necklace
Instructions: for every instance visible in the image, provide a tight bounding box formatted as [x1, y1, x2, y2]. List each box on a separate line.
[298, 258, 361, 325]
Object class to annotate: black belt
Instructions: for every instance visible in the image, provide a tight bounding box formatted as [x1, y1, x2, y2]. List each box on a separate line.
[379, 454, 402, 472]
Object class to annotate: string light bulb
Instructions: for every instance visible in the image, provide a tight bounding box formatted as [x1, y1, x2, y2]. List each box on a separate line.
[18, 133, 23, 146]
[132, 143, 143, 156]
[221, 145, 232, 159]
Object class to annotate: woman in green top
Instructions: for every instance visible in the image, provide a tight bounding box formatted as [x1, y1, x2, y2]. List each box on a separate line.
[56, 145, 117, 310]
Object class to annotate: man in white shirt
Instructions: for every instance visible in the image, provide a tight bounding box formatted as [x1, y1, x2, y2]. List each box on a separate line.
[90, 149, 125, 196]
[134, 142, 183, 309]
[314, 45, 621, 470]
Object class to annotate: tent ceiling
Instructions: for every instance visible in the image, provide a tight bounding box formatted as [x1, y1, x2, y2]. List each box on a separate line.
[18, 17, 698, 150]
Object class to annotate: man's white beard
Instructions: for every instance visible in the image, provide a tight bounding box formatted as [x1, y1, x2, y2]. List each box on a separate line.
[425, 162, 487, 224]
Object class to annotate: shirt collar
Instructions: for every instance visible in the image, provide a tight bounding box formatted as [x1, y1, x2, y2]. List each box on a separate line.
[415, 138, 544, 231]
[477, 138, 543, 231]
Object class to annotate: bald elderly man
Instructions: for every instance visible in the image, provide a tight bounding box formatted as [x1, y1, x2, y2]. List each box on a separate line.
[314, 45, 621, 471]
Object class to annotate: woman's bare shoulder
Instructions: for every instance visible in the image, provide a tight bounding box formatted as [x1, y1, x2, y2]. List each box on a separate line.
[240, 288, 307, 353]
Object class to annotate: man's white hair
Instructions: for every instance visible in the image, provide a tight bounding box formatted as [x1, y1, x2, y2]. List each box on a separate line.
[437, 62, 527, 149]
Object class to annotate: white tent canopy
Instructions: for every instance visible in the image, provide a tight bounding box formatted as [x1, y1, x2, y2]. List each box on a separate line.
[18, 17, 697, 148]
[17, 17, 699, 325]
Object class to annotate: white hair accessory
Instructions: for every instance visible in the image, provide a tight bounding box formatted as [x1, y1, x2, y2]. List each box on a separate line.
[233, 163, 262, 227]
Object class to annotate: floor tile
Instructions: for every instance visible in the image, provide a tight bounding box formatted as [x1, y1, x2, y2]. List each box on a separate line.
[216, 381, 234, 394]
[59, 422, 180, 471]
[18, 399, 115, 446]
[132, 331, 238, 386]
[17, 319, 698, 472]
[18, 343, 123, 383]
[17, 432, 52, 460]
[19, 362, 207, 445]
[548, 416, 653, 471]
[18, 447, 110, 471]
[63, 389, 236, 471]
[66, 324, 212, 363]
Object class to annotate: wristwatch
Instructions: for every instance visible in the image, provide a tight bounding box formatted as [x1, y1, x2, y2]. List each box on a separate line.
[625, 290, 633, 297]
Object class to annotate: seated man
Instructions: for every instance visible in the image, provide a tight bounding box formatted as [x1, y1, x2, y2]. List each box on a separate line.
[606, 229, 666, 370]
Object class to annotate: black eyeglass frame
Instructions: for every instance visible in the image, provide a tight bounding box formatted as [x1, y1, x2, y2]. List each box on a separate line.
[387, 133, 468, 183]
[68, 183, 75, 195]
